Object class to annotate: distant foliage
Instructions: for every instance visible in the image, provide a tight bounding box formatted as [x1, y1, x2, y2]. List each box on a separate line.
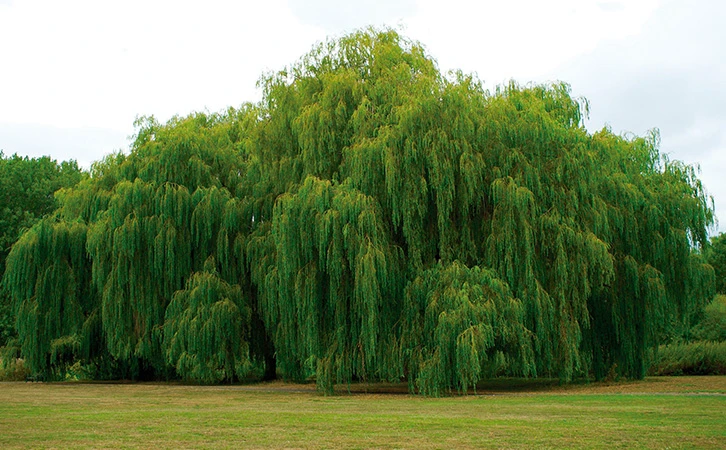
[650, 341, 726, 376]
[2, 29, 716, 391]
[706, 233, 726, 294]
[653, 295, 726, 376]
[692, 295, 726, 342]
[0, 357, 29, 381]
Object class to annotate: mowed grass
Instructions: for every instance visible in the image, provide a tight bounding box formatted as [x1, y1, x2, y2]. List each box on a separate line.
[0, 377, 724, 449]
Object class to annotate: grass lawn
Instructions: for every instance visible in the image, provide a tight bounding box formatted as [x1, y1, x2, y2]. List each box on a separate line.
[0, 376, 724, 449]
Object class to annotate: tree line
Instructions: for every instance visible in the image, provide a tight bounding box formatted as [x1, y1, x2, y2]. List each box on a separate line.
[1, 29, 721, 394]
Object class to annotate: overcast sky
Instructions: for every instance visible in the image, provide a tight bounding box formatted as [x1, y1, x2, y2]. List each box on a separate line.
[1, 0, 724, 233]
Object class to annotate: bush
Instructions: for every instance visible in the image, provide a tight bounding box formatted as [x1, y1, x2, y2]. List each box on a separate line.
[0, 357, 30, 381]
[649, 341, 726, 376]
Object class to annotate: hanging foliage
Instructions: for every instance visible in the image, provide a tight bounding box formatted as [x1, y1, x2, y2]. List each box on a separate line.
[164, 257, 251, 383]
[256, 176, 404, 392]
[403, 261, 533, 396]
[0, 153, 85, 349]
[3, 110, 264, 380]
[3, 219, 95, 377]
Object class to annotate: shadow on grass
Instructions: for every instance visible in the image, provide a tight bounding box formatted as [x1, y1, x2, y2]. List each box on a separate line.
[38, 375, 726, 396]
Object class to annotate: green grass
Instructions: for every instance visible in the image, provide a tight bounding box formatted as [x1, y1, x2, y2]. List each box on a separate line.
[0, 377, 724, 449]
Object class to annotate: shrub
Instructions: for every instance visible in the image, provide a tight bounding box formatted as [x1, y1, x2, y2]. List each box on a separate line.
[649, 341, 726, 376]
[0, 357, 30, 381]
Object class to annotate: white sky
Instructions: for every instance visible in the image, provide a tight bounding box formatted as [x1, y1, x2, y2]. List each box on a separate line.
[1, 0, 724, 233]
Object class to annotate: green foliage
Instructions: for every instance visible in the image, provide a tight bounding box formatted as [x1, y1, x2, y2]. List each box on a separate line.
[0, 153, 85, 347]
[0, 339, 29, 381]
[692, 295, 726, 342]
[403, 261, 533, 395]
[706, 233, 726, 294]
[0, 358, 29, 381]
[0, 153, 85, 266]
[0, 296, 13, 347]
[4, 111, 260, 381]
[258, 176, 404, 392]
[164, 258, 252, 383]
[650, 341, 726, 375]
[3, 220, 93, 376]
[1, 28, 716, 391]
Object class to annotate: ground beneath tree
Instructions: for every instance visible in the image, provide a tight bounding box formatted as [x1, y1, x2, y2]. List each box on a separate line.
[72, 375, 726, 395]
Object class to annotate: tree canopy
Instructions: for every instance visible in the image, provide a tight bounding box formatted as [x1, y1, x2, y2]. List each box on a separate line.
[2, 29, 716, 393]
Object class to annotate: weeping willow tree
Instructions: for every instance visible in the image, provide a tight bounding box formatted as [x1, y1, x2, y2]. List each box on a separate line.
[3, 111, 267, 381]
[2, 28, 715, 392]
[238, 28, 712, 390]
